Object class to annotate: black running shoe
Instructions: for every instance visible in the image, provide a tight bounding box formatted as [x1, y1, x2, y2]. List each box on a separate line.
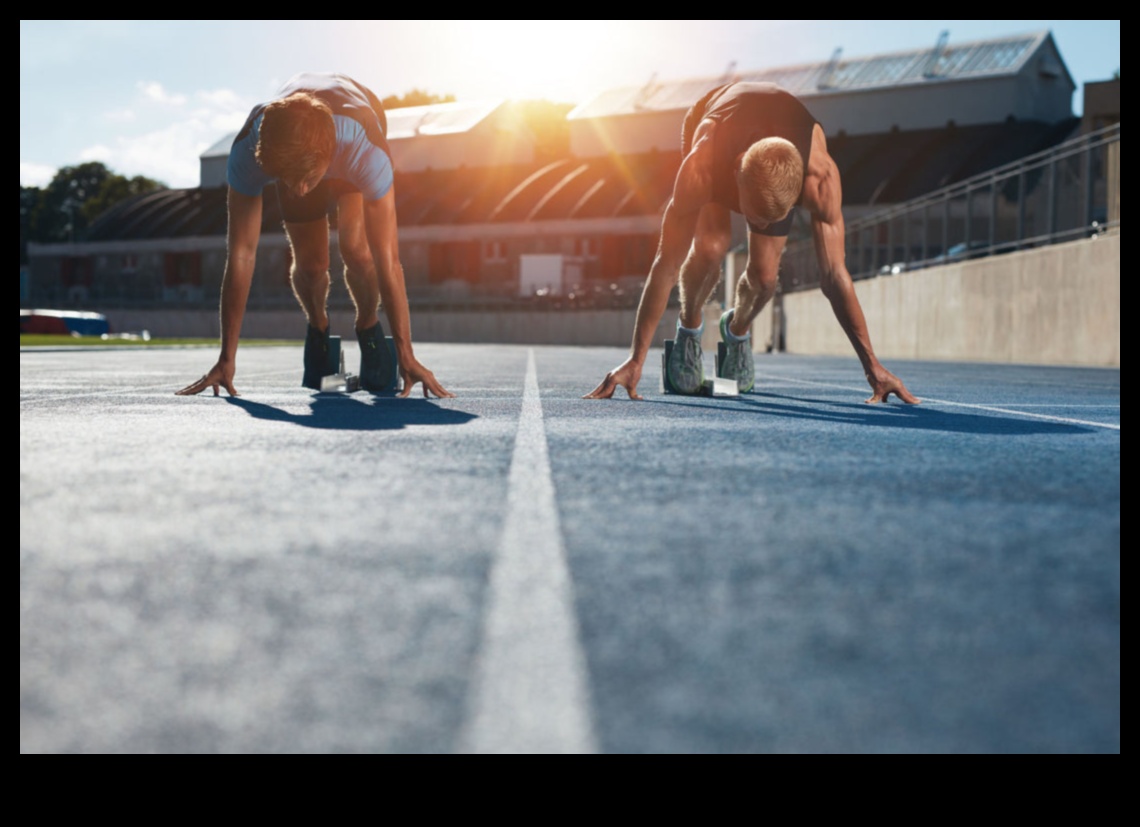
[302, 324, 330, 390]
[357, 322, 396, 392]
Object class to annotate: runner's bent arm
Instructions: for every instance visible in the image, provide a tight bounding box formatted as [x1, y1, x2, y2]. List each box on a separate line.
[807, 133, 918, 404]
[362, 187, 454, 398]
[584, 144, 707, 399]
[629, 195, 702, 364]
[176, 188, 262, 396]
[219, 189, 263, 364]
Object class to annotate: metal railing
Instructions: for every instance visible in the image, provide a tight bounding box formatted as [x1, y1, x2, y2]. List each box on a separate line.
[781, 122, 1120, 292]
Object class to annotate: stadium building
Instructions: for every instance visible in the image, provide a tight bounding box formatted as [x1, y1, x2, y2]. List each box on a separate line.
[26, 30, 1088, 316]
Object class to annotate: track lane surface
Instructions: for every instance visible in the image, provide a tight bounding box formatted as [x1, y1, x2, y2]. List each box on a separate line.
[21, 345, 1119, 753]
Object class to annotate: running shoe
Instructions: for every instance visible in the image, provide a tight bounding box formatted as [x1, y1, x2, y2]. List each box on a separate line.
[667, 322, 704, 394]
[357, 321, 396, 392]
[302, 324, 330, 390]
[719, 309, 754, 393]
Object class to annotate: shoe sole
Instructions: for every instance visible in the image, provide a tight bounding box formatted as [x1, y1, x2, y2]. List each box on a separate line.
[661, 338, 704, 395]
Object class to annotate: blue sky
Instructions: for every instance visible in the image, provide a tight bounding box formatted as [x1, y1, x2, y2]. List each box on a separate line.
[20, 20, 1119, 189]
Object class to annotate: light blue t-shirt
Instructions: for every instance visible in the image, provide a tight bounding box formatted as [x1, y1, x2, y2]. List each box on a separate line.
[226, 73, 394, 201]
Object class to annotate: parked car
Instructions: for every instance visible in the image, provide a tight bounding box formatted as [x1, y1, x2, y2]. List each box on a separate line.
[20, 309, 109, 336]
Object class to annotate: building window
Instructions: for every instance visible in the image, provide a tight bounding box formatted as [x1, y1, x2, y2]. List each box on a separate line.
[574, 237, 599, 259]
[122, 253, 138, 273]
[484, 241, 506, 263]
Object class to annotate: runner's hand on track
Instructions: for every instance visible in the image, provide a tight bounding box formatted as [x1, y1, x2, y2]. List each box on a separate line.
[584, 357, 643, 400]
[865, 365, 920, 404]
[176, 360, 238, 397]
[399, 357, 455, 399]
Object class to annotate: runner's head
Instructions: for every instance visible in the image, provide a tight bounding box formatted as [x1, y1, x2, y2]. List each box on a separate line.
[737, 137, 803, 228]
[256, 92, 336, 195]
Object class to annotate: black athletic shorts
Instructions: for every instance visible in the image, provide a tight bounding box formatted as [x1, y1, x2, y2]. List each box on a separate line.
[277, 177, 360, 224]
[277, 92, 389, 225]
[681, 85, 797, 238]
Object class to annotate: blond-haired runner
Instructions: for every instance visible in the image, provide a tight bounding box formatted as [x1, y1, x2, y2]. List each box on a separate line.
[586, 82, 917, 404]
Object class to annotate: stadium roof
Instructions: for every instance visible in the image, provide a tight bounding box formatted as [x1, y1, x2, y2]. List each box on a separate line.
[91, 116, 1078, 242]
[199, 98, 508, 163]
[568, 30, 1068, 119]
[385, 99, 505, 139]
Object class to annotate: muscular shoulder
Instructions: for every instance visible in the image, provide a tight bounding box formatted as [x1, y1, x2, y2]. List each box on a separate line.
[802, 123, 841, 221]
[674, 121, 716, 213]
[332, 116, 394, 201]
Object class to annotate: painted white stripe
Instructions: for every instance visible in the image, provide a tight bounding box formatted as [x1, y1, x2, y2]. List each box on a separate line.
[754, 373, 1121, 431]
[459, 348, 598, 754]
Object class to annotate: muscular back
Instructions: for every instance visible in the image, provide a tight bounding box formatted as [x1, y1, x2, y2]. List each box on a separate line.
[682, 83, 817, 219]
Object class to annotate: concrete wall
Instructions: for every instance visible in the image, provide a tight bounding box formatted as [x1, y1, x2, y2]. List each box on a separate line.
[777, 231, 1119, 367]
[99, 233, 1118, 368]
[103, 306, 679, 349]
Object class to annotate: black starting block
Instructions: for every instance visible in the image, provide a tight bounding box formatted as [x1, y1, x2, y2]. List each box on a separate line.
[319, 334, 402, 394]
[660, 339, 739, 397]
[366, 335, 402, 394]
[319, 335, 360, 393]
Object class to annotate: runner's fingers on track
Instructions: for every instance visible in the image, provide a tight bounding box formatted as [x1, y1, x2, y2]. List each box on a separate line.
[423, 373, 455, 398]
[583, 375, 614, 399]
[865, 383, 920, 405]
[175, 376, 211, 396]
[175, 372, 238, 397]
[589, 373, 643, 400]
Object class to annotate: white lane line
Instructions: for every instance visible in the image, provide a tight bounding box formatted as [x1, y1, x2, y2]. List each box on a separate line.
[20, 370, 298, 404]
[459, 348, 598, 754]
[969, 404, 1120, 408]
[754, 373, 1121, 431]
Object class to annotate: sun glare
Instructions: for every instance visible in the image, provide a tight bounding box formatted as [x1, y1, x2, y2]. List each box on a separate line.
[354, 20, 642, 104]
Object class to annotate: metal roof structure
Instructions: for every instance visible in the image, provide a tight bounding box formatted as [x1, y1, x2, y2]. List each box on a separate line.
[89, 116, 1078, 242]
[198, 99, 508, 164]
[568, 30, 1067, 120]
[200, 132, 235, 160]
[385, 99, 505, 139]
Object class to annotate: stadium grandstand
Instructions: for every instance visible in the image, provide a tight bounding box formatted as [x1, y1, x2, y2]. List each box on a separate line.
[26, 29, 1107, 319]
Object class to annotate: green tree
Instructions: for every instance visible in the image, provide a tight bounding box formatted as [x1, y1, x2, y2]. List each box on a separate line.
[381, 89, 456, 109]
[82, 174, 166, 223]
[20, 185, 41, 265]
[27, 162, 166, 244]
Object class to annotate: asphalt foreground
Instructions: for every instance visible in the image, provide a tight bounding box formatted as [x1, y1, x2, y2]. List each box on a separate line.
[20, 343, 1120, 753]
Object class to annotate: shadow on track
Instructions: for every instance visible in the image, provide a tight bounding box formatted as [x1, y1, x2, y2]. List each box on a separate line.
[649, 392, 1094, 435]
[225, 396, 478, 431]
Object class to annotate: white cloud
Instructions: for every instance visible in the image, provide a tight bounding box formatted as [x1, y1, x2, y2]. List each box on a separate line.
[137, 81, 187, 106]
[72, 85, 255, 188]
[21, 161, 57, 188]
[196, 88, 247, 110]
[104, 108, 137, 123]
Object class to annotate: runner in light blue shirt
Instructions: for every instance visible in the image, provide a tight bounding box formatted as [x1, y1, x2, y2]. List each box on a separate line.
[178, 72, 451, 399]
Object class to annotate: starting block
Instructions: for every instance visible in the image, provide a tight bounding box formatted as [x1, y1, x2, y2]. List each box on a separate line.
[660, 339, 740, 397]
[319, 335, 360, 393]
[364, 335, 402, 394]
[318, 334, 402, 394]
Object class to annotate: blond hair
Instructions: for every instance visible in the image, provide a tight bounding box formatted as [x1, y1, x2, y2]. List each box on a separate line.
[255, 92, 336, 183]
[737, 137, 803, 223]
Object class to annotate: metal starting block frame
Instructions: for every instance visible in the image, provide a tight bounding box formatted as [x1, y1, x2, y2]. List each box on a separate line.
[318, 334, 401, 394]
[319, 336, 360, 393]
[660, 339, 740, 397]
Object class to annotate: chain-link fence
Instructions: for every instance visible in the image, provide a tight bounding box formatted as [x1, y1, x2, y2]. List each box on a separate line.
[781, 123, 1120, 293]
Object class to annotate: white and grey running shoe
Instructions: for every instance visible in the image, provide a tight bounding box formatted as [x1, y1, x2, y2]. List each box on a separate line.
[719, 309, 754, 393]
[667, 323, 704, 394]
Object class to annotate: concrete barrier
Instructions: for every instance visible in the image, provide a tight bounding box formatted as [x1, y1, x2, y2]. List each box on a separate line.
[100, 232, 1118, 368]
[102, 307, 680, 349]
[777, 232, 1119, 367]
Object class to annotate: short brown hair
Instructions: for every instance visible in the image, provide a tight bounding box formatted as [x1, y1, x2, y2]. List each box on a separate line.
[737, 137, 803, 223]
[255, 92, 336, 183]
